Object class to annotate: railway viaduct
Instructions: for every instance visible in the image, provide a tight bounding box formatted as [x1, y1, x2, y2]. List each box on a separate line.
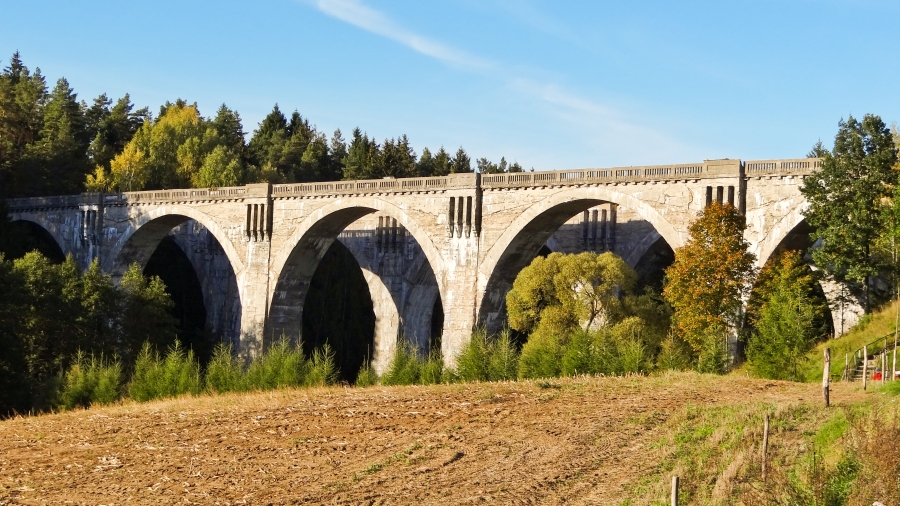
[7, 157, 861, 371]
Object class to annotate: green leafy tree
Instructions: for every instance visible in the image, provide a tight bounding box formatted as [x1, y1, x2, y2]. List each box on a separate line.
[0, 254, 30, 415]
[507, 252, 638, 339]
[118, 263, 178, 361]
[663, 202, 756, 369]
[20, 78, 90, 195]
[801, 114, 899, 311]
[86, 93, 148, 174]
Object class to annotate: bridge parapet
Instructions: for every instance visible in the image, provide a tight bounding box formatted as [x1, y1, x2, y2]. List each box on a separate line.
[5, 158, 823, 210]
[744, 158, 821, 176]
[271, 172, 476, 197]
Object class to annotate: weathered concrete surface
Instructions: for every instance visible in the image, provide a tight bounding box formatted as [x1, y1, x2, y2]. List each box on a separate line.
[9, 157, 860, 368]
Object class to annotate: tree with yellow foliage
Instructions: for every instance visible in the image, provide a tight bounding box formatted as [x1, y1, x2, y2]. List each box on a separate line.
[663, 202, 756, 372]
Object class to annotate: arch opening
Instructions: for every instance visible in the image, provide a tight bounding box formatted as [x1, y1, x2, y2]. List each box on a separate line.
[633, 236, 675, 294]
[143, 236, 213, 364]
[3, 220, 65, 263]
[301, 239, 375, 383]
[268, 201, 445, 371]
[479, 198, 674, 334]
[116, 215, 242, 363]
[748, 218, 836, 341]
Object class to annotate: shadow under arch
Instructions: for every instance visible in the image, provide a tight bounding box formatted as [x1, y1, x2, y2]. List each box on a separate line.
[477, 188, 682, 332]
[267, 197, 445, 366]
[5, 217, 66, 263]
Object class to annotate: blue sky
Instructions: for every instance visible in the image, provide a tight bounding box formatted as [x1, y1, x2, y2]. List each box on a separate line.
[3, 0, 898, 170]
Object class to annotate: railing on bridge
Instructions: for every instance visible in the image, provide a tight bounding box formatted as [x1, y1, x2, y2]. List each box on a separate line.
[270, 172, 476, 197]
[4, 158, 822, 209]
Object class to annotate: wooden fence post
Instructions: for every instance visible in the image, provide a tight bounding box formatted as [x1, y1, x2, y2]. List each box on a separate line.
[823, 348, 831, 407]
[844, 353, 849, 382]
[891, 341, 897, 381]
[863, 345, 868, 391]
[761, 413, 770, 482]
[882, 352, 886, 385]
[671, 476, 679, 506]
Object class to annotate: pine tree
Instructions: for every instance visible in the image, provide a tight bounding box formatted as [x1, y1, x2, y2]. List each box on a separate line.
[0, 52, 48, 197]
[801, 114, 899, 311]
[451, 146, 471, 173]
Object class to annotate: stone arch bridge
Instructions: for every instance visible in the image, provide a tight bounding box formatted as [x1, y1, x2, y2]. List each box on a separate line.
[8, 157, 858, 371]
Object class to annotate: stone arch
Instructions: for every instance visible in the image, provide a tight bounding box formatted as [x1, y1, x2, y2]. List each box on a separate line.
[267, 197, 445, 371]
[105, 205, 244, 278]
[753, 201, 810, 270]
[8, 212, 69, 261]
[477, 187, 682, 331]
[105, 206, 245, 352]
[752, 215, 864, 337]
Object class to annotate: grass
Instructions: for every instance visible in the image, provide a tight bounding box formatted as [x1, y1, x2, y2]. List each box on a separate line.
[799, 299, 900, 382]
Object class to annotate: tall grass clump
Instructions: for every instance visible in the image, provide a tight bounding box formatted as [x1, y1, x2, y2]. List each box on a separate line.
[56, 351, 123, 410]
[204, 343, 244, 393]
[129, 341, 201, 402]
[243, 336, 308, 390]
[305, 344, 338, 387]
[381, 340, 422, 386]
[455, 328, 519, 382]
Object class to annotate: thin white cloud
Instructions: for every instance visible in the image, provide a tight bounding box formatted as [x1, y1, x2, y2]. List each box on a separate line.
[310, 0, 491, 71]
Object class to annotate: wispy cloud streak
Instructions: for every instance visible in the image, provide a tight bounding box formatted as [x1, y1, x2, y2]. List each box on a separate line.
[311, 0, 490, 71]
[303, 0, 697, 164]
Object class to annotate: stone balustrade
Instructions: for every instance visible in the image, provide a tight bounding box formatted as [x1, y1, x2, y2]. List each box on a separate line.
[5, 158, 822, 210]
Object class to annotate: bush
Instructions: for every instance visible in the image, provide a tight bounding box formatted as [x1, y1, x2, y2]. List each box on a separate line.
[420, 350, 445, 385]
[518, 330, 564, 379]
[56, 351, 123, 410]
[243, 337, 308, 391]
[305, 344, 338, 387]
[128, 341, 201, 402]
[355, 360, 379, 387]
[456, 328, 519, 382]
[205, 343, 244, 394]
[381, 340, 422, 386]
[487, 330, 519, 381]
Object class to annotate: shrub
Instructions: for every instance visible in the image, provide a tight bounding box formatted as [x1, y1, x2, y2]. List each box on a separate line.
[305, 344, 338, 387]
[455, 328, 490, 382]
[243, 337, 308, 390]
[381, 340, 422, 386]
[128, 341, 201, 402]
[205, 343, 244, 394]
[455, 328, 520, 382]
[518, 330, 564, 379]
[56, 351, 123, 410]
[355, 359, 379, 387]
[487, 329, 519, 381]
[420, 350, 445, 385]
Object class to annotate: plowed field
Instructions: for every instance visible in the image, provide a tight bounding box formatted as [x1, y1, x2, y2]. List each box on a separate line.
[0, 373, 869, 505]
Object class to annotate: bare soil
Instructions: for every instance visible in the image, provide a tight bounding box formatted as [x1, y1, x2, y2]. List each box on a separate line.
[0, 373, 869, 505]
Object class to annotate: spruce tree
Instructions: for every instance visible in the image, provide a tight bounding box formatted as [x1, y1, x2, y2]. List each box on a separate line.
[801, 114, 899, 311]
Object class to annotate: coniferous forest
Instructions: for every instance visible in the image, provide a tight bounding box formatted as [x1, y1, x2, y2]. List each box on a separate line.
[0, 52, 523, 201]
